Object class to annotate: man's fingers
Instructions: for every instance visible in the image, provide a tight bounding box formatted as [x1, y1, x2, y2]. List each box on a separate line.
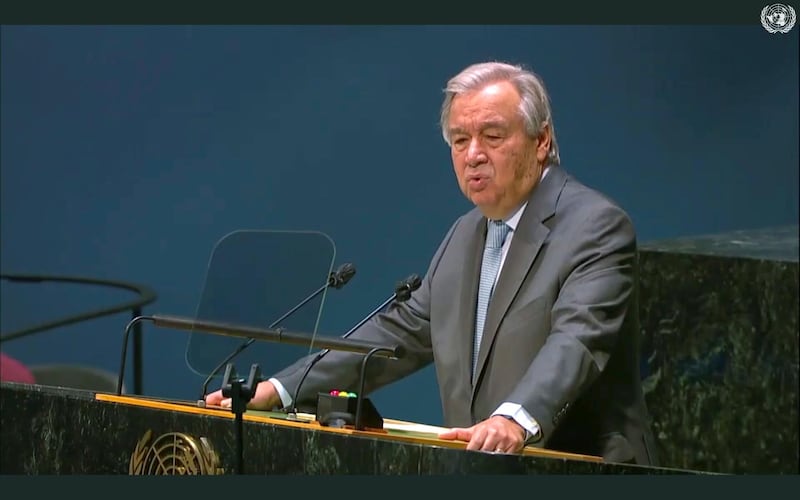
[466, 426, 490, 451]
[204, 390, 222, 405]
[438, 427, 472, 441]
[464, 418, 526, 453]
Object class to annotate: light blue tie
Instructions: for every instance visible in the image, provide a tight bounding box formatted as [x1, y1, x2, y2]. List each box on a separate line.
[473, 220, 511, 376]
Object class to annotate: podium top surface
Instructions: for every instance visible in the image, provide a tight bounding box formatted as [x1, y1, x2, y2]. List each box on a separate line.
[94, 393, 603, 463]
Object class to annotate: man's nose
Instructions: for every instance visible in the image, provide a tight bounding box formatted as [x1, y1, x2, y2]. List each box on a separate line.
[466, 139, 487, 167]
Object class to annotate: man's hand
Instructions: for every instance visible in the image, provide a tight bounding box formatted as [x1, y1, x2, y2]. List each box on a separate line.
[438, 415, 526, 454]
[204, 379, 281, 410]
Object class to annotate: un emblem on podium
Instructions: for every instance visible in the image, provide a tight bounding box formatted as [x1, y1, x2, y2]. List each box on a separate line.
[129, 430, 224, 475]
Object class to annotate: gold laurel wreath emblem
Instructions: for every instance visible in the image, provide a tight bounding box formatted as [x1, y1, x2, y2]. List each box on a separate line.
[129, 430, 224, 475]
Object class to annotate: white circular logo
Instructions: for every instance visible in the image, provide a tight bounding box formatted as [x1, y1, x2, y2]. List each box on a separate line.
[761, 4, 796, 33]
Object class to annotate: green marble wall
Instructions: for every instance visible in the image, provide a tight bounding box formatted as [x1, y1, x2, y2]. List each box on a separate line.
[637, 226, 799, 474]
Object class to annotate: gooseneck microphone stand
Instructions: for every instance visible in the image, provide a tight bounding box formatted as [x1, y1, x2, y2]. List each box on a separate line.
[289, 274, 422, 428]
[197, 263, 355, 404]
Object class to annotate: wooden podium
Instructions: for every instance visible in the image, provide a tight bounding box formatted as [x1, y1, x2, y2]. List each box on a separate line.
[0, 382, 685, 475]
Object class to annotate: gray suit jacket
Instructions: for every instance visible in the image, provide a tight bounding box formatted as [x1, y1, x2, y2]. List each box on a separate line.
[273, 166, 658, 465]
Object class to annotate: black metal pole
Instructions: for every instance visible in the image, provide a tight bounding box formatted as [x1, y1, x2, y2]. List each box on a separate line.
[132, 308, 143, 395]
[235, 409, 244, 475]
[220, 364, 247, 475]
[151, 314, 404, 359]
[354, 347, 392, 430]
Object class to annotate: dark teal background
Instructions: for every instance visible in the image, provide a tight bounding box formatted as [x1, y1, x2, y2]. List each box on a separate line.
[1, 25, 797, 425]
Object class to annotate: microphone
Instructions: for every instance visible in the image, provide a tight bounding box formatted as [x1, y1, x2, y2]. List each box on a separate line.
[288, 273, 422, 416]
[196, 262, 356, 403]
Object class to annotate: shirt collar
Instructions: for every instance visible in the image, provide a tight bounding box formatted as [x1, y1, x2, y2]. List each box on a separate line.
[490, 166, 550, 231]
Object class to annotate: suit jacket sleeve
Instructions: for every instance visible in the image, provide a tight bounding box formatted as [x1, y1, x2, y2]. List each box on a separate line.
[504, 202, 637, 443]
[270, 217, 462, 410]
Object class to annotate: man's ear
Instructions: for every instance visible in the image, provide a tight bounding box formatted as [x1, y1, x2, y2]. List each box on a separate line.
[536, 123, 552, 163]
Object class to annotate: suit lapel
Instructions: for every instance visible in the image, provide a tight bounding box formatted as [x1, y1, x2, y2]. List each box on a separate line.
[471, 167, 568, 391]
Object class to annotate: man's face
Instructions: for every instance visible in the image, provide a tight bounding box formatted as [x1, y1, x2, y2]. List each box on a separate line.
[448, 81, 551, 220]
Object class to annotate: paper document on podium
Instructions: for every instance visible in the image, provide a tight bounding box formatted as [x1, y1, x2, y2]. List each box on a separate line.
[248, 410, 449, 437]
[184, 229, 337, 385]
[381, 418, 450, 436]
[290, 411, 449, 436]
